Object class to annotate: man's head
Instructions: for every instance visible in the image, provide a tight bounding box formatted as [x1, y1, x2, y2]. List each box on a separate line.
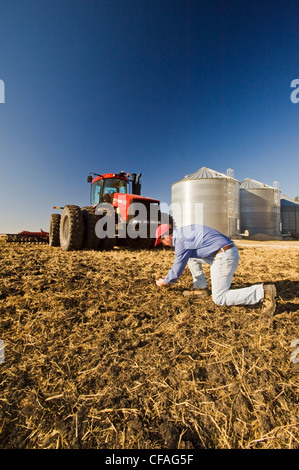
[154, 224, 173, 247]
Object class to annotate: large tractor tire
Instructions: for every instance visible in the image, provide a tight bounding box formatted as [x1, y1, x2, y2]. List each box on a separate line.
[81, 206, 101, 250]
[49, 213, 61, 246]
[59, 205, 84, 251]
[94, 208, 117, 250]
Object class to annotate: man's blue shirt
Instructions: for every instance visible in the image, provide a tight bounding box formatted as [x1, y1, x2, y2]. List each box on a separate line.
[163, 224, 232, 285]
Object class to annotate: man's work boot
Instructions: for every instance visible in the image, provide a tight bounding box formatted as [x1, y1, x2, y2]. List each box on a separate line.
[261, 284, 277, 316]
[183, 288, 209, 297]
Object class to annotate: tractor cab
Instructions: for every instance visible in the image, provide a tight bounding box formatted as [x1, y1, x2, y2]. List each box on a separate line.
[87, 172, 141, 206]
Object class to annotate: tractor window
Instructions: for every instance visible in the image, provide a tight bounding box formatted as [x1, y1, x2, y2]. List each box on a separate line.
[91, 178, 128, 205]
[103, 178, 128, 196]
[91, 180, 103, 205]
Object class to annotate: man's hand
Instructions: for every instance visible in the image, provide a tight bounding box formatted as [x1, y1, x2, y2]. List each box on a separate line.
[156, 278, 167, 287]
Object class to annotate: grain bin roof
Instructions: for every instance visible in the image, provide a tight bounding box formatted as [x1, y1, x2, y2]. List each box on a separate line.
[281, 195, 299, 206]
[175, 167, 237, 183]
[240, 178, 276, 190]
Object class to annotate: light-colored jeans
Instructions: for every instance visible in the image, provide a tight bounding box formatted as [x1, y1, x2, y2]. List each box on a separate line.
[187, 245, 264, 306]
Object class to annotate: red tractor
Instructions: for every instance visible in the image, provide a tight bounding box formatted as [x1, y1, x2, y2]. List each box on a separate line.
[49, 171, 166, 251]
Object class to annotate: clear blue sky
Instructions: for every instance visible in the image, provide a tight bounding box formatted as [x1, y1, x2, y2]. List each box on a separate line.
[0, 0, 298, 233]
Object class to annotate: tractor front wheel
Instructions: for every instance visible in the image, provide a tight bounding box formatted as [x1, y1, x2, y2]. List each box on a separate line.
[81, 206, 101, 250]
[59, 205, 84, 251]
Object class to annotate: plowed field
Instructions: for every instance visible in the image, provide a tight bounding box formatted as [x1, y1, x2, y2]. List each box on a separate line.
[0, 239, 298, 449]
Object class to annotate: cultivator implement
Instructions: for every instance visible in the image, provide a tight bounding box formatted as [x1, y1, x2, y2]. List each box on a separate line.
[5, 230, 49, 244]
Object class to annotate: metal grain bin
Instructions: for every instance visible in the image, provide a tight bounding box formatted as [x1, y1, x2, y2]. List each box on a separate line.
[171, 167, 240, 237]
[240, 178, 281, 236]
[280, 195, 299, 237]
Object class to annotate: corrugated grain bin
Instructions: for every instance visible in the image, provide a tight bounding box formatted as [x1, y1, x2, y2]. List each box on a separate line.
[171, 167, 240, 237]
[240, 178, 281, 236]
[280, 195, 299, 236]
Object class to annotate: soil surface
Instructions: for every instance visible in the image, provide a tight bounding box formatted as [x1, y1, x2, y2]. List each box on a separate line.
[0, 239, 298, 449]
